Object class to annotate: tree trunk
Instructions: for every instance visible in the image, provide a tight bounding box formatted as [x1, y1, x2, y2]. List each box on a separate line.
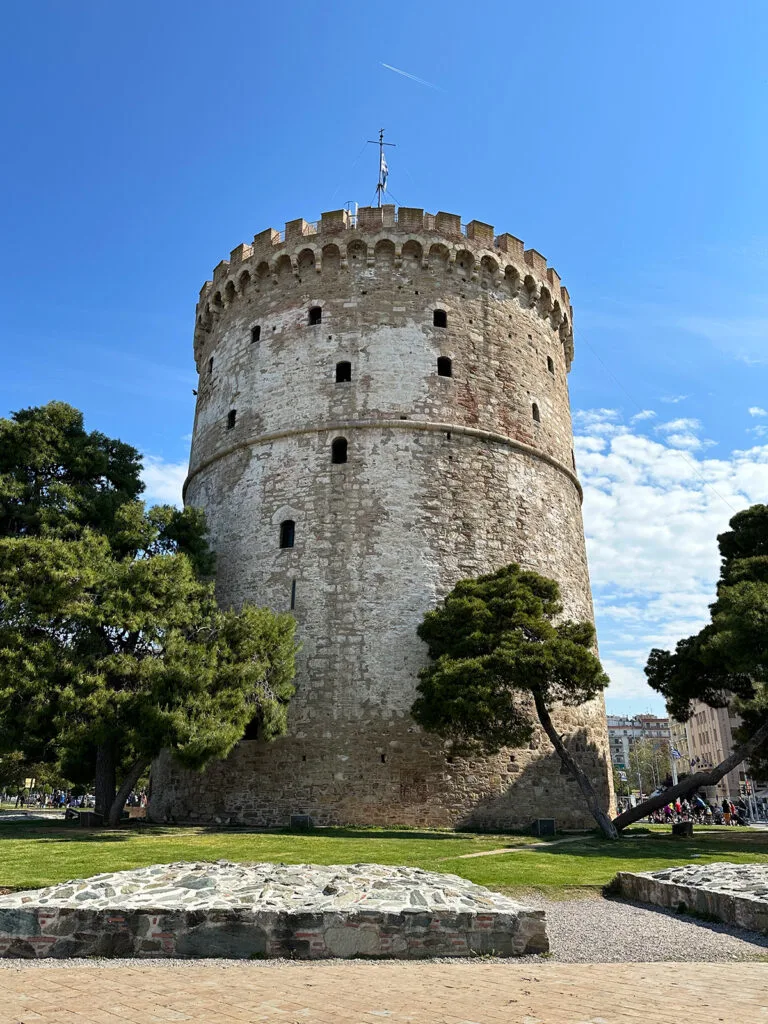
[613, 716, 768, 830]
[533, 693, 618, 840]
[107, 757, 150, 827]
[94, 743, 116, 819]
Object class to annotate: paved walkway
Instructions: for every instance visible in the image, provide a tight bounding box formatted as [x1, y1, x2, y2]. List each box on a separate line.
[0, 961, 766, 1023]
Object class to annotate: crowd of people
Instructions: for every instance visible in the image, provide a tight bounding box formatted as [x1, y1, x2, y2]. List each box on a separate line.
[1, 788, 149, 810]
[645, 795, 755, 826]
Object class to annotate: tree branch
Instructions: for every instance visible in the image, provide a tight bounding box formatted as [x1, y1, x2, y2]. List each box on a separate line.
[613, 715, 768, 830]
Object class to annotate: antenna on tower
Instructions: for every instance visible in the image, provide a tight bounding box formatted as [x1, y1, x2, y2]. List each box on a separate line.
[367, 129, 396, 208]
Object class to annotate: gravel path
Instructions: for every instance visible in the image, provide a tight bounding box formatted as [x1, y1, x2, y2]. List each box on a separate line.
[1, 894, 766, 967]
[517, 893, 768, 963]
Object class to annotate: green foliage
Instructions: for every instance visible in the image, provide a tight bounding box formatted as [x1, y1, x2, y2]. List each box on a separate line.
[646, 504, 768, 716]
[0, 503, 297, 793]
[412, 564, 609, 754]
[627, 738, 671, 793]
[0, 402, 143, 540]
[0, 403, 298, 815]
[645, 505, 768, 773]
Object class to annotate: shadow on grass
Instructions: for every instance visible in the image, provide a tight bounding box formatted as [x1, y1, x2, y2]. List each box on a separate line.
[0, 819, 522, 845]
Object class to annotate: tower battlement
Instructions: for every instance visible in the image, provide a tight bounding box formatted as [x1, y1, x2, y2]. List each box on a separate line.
[194, 206, 574, 368]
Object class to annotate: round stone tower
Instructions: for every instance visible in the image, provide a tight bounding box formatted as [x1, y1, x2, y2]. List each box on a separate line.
[150, 204, 614, 829]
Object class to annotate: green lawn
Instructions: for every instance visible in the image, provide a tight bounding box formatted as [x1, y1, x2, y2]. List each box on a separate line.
[2, 817, 768, 896]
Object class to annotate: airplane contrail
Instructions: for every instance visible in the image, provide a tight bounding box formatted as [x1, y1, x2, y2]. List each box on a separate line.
[380, 62, 441, 90]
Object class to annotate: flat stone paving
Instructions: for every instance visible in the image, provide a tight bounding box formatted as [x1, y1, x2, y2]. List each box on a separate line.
[0, 862, 546, 959]
[0, 960, 766, 1023]
[614, 861, 768, 933]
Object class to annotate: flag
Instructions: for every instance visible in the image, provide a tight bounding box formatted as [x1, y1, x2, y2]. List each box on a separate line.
[671, 748, 681, 759]
[381, 152, 388, 190]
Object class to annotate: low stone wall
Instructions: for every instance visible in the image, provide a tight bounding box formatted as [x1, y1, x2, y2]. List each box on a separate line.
[612, 862, 768, 933]
[0, 862, 547, 959]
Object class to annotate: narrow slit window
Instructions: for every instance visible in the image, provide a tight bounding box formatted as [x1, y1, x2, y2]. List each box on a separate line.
[335, 360, 351, 383]
[532, 403, 541, 423]
[437, 356, 452, 377]
[433, 309, 447, 328]
[251, 325, 261, 343]
[290, 579, 297, 609]
[208, 357, 214, 374]
[331, 437, 348, 464]
[547, 356, 554, 374]
[279, 520, 295, 549]
[309, 306, 322, 325]
[227, 409, 237, 429]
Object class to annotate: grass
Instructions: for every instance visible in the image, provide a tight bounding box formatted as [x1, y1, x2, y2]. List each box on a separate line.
[2, 816, 768, 896]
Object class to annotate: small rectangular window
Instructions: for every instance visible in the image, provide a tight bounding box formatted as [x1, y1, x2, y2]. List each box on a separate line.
[227, 409, 237, 429]
[251, 325, 261, 343]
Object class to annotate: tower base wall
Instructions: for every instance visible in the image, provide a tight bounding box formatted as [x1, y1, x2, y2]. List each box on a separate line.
[150, 697, 613, 832]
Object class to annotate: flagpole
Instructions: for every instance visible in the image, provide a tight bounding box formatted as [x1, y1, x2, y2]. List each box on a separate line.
[368, 129, 396, 209]
[378, 129, 384, 208]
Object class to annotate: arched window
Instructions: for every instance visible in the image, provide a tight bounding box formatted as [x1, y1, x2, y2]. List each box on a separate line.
[437, 356, 452, 377]
[433, 309, 447, 328]
[335, 361, 351, 383]
[532, 403, 541, 423]
[227, 409, 237, 429]
[279, 520, 295, 549]
[547, 356, 554, 374]
[309, 306, 322, 325]
[208, 357, 214, 374]
[251, 325, 261, 343]
[331, 437, 348, 464]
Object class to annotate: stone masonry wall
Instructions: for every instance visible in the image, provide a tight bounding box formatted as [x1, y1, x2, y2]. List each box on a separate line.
[149, 207, 614, 830]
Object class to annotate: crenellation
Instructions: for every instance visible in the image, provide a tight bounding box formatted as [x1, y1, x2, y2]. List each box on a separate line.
[495, 233, 525, 258]
[230, 242, 253, 265]
[252, 227, 281, 255]
[212, 260, 229, 283]
[320, 208, 351, 232]
[466, 220, 494, 245]
[524, 248, 548, 276]
[435, 211, 462, 235]
[285, 218, 317, 241]
[397, 206, 424, 230]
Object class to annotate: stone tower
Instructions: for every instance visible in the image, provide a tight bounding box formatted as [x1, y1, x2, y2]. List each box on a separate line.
[150, 205, 613, 829]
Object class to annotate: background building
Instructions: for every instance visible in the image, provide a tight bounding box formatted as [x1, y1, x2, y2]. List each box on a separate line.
[150, 204, 614, 830]
[607, 714, 671, 767]
[669, 702, 745, 802]
[607, 714, 671, 794]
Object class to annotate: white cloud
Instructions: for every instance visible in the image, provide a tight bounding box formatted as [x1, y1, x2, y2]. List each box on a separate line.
[749, 425, 768, 439]
[665, 432, 713, 451]
[749, 407, 768, 418]
[575, 411, 768, 714]
[631, 409, 656, 422]
[660, 394, 689, 404]
[141, 457, 187, 508]
[656, 417, 701, 433]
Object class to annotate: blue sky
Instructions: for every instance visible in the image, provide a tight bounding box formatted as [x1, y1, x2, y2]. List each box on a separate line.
[2, 2, 767, 716]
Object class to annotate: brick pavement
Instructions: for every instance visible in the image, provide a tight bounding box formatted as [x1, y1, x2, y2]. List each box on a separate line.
[0, 962, 766, 1024]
